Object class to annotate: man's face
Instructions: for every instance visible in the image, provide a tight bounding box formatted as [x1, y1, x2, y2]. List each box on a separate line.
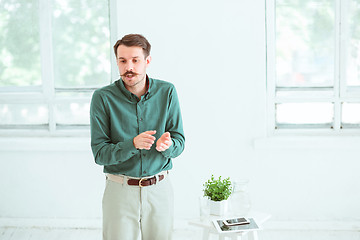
[116, 45, 151, 88]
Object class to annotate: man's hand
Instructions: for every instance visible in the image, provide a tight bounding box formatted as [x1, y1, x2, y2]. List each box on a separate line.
[133, 130, 156, 150]
[156, 132, 172, 152]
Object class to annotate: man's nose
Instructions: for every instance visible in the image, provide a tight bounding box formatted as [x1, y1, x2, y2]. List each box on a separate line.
[125, 63, 134, 72]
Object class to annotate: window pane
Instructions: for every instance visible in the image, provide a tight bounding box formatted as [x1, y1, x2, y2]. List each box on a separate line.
[52, 0, 110, 88]
[342, 102, 360, 126]
[276, 102, 333, 127]
[0, 0, 41, 87]
[345, 0, 360, 87]
[0, 104, 48, 125]
[55, 102, 90, 125]
[276, 0, 335, 87]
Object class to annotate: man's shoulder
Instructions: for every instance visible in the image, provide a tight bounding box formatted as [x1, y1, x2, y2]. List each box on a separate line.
[151, 78, 175, 90]
[93, 82, 118, 97]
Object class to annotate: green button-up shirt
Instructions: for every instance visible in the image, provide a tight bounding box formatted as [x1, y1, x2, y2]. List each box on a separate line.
[90, 76, 185, 177]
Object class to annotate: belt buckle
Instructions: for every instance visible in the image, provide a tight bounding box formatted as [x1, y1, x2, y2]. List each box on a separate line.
[139, 178, 146, 188]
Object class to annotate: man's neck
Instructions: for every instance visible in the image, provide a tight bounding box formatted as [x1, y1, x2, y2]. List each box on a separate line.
[126, 76, 148, 100]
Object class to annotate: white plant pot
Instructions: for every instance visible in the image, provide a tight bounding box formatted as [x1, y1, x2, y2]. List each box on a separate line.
[209, 199, 228, 216]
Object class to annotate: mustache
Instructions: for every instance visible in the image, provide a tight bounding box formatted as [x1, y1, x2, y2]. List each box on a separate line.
[121, 71, 138, 77]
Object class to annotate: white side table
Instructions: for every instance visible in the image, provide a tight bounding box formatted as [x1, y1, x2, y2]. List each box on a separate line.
[188, 211, 271, 240]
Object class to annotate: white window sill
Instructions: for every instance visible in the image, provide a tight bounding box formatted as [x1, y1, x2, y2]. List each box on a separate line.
[0, 128, 90, 137]
[254, 135, 360, 150]
[0, 137, 91, 152]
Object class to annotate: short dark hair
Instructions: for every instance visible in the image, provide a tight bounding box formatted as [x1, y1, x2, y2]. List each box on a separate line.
[113, 34, 151, 58]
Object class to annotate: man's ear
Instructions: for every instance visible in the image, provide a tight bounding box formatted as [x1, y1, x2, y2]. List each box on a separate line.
[146, 55, 152, 66]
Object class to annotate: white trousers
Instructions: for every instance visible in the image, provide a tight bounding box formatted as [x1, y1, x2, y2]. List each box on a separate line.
[102, 175, 174, 240]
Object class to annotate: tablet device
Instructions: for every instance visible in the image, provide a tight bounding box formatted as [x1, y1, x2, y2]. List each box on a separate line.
[212, 217, 260, 233]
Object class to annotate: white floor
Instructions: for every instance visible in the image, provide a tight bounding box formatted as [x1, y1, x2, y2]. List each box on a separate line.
[2, 227, 360, 240]
[0, 227, 202, 240]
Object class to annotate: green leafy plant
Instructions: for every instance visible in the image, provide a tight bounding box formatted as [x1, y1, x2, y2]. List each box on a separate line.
[203, 175, 232, 201]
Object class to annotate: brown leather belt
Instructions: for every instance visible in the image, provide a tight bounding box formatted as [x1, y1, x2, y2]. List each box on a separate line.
[106, 171, 168, 187]
[128, 174, 165, 187]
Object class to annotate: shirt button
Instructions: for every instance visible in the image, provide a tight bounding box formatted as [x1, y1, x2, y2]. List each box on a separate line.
[142, 153, 146, 157]
[143, 171, 147, 174]
[139, 118, 143, 121]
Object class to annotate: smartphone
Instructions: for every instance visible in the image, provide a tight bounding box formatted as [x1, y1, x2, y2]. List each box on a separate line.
[223, 217, 250, 226]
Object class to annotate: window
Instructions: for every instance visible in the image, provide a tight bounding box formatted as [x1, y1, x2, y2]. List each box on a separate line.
[0, 0, 111, 135]
[266, 0, 360, 134]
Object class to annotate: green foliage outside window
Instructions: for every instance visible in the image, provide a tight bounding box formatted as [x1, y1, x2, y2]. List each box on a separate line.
[0, 0, 110, 88]
[52, 0, 110, 88]
[0, 0, 41, 87]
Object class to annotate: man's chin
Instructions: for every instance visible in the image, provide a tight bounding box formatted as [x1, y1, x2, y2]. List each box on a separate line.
[124, 79, 142, 87]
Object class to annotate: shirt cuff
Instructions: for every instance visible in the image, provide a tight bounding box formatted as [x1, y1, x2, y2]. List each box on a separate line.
[116, 138, 139, 159]
[160, 141, 174, 158]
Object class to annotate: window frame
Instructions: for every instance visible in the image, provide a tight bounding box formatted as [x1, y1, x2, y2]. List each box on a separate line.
[0, 0, 119, 137]
[265, 0, 360, 136]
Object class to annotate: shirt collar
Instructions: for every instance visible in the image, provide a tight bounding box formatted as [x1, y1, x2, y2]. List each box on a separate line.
[116, 75, 153, 101]
[145, 75, 153, 99]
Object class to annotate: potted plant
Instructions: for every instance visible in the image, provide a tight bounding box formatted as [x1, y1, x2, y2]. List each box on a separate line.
[203, 175, 232, 215]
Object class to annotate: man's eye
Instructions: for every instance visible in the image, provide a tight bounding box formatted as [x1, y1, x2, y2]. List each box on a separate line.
[119, 60, 125, 63]
[133, 59, 138, 63]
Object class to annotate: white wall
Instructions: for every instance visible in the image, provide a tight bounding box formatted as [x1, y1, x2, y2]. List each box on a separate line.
[1, 0, 360, 236]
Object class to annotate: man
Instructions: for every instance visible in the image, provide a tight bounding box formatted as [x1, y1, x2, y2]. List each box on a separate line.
[90, 34, 185, 240]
